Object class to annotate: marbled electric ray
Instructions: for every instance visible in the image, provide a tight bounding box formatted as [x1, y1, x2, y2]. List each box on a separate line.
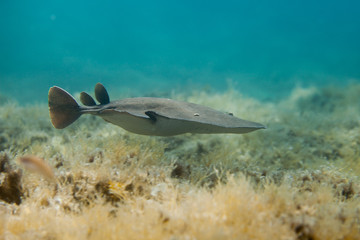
[48, 83, 266, 136]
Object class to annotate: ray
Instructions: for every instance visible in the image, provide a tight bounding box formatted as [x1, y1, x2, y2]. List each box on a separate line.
[48, 83, 266, 136]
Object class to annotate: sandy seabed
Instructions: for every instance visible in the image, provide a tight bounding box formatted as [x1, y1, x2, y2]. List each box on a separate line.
[1, 84, 360, 240]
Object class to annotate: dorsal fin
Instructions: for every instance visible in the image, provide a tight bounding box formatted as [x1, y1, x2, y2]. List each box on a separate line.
[94, 83, 110, 105]
[80, 92, 97, 106]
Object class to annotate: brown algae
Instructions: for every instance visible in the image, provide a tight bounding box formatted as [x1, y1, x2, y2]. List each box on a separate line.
[0, 85, 360, 239]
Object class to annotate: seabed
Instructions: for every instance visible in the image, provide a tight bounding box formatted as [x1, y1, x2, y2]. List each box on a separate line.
[1, 84, 360, 240]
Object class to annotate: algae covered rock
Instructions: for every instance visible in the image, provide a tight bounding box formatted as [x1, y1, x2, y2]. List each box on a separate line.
[0, 153, 23, 205]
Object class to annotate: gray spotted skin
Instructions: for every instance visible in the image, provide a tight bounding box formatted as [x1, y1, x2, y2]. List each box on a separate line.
[48, 84, 266, 136]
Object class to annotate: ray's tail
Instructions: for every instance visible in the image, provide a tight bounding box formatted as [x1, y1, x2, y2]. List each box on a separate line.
[48, 86, 82, 129]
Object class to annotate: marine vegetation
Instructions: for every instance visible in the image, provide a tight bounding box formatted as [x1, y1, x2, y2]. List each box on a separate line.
[1, 84, 360, 239]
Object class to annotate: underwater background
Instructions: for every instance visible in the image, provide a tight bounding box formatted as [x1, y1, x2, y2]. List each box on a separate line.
[1, 0, 360, 101]
[1, 1, 360, 239]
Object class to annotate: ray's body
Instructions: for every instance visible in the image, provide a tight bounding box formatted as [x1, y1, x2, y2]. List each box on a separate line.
[48, 83, 265, 136]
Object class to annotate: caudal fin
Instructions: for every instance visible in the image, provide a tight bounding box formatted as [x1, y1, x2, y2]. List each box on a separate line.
[48, 86, 82, 129]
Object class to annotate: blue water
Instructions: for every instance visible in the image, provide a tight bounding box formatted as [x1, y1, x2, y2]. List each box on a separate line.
[1, 0, 359, 102]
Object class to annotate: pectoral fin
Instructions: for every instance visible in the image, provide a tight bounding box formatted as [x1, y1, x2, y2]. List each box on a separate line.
[145, 111, 158, 122]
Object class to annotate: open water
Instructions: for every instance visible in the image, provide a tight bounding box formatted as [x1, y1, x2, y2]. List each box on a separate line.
[0, 0, 359, 102]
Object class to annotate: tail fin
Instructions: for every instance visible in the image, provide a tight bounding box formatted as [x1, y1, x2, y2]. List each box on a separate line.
[48, 86, 82, 129]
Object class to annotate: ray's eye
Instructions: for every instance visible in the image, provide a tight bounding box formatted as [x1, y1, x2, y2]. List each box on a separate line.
[194, 113, 200, 116]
